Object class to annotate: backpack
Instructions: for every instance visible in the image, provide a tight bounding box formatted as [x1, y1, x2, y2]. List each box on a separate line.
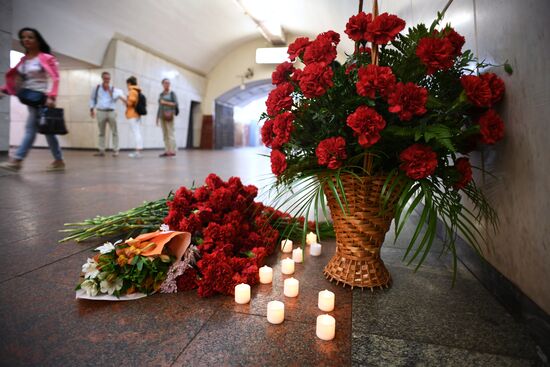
[135, 91, 147, 115]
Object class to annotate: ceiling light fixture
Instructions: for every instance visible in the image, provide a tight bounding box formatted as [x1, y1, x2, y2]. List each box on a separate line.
[233, 0, 286, 46]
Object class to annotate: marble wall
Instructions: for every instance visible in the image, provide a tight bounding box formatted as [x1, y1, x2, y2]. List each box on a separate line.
[405, 0, 550, 314]
[9, 39, 207, 151]
[0, 0, 12, 152]
[474, 0, 550, 314]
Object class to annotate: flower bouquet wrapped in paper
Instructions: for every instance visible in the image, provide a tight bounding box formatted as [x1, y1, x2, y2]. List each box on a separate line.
[261, 0, 510, 288]
[76, 228, 192, 300]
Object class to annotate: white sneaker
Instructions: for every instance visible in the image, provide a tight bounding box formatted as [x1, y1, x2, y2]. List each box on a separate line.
[128, 152, 141, 158]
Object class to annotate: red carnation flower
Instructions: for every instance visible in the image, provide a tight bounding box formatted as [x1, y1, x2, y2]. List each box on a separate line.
[388, 82, 428, 121]
[346, 106, 386, 148]
[317, 30, 341, 45]
[266, 82, 294, 116]
[193, 186, 210, 202]
[399, 144, 438, 179]
[272, 62, 295, 85]
[205, 173, 226, 189]
[227, 176, 244, 192]
[272, 111, 294, 149]
[208, 187, 233, 212]
[416, 37, 455, 74]
[250, 247, 269, 265]
[270, 149, 287, 176]
[261, 112, 294, 149]
[243, 184, 258, 199]
[261, 118, 275, 148]
[356, 64, 396, 99]
[478, 109, 504, 144]
[296, 62, 334, 98]
[441, 28, 465, 57]
[345, 12, 371, 42]
[302, 37, 338, 65]
[287, 37, 311, 61]
[178, 213, 202, 234]
[316, 136, 347, 169]
[366, 13, 405, 45]
[176, 268, 198, 291]
[291, 68, 302, 84]
[460, 75, 492, 107]
[453, 157, 473, 189]
[480, 73, 505, 105]
[197, 251, 236, 297]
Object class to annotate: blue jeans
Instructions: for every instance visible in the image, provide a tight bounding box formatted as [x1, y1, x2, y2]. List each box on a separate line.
[14, 106, 63, 161]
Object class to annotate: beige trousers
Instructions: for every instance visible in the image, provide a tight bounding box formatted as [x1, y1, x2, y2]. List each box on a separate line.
[96, 110, 118, 152]
[161, 119, 177, 153]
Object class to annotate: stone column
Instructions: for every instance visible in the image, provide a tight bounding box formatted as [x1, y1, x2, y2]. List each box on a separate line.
[0, 0, 12, 153]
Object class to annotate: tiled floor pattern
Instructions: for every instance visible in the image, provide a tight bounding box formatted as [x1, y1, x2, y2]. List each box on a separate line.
[0, 149, 540, 366]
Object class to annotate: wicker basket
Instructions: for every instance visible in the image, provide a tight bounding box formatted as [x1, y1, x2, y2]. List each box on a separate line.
[322, 174, 400, 289]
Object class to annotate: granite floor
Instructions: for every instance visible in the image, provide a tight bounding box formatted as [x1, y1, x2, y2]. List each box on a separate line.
[0, 148, 542, 366]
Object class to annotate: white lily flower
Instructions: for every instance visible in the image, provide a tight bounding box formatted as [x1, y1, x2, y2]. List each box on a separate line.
[100, 278, 123, 295]
[82, 258, 100, 279]
[81, 279, 99, 297]
[160, 224, 170, 232]
[95, 240, 121, 254]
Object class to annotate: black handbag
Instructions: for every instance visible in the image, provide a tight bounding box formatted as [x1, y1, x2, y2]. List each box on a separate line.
[38, 107, 68, 135]
[17, 88, 46, 106]
[170, 91, 179, 116]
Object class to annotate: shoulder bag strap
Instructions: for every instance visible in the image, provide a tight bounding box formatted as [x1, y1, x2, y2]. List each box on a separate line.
[94, 84, 100, 106]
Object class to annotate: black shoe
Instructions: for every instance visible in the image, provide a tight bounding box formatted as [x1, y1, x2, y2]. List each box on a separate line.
[93, 152, 105, 157]
[159, 152, 169, 157]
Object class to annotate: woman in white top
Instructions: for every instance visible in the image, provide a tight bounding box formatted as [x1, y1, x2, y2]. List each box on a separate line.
[0, 28, 64, 172]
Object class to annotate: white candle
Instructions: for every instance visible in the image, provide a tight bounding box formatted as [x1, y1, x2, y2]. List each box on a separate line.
[316, 314, 336, 340]
[259, 265, 273, 284]
[292, 247, 303, 263]
[234, 283, 250, 304]
[306, 232, 317, 245]
[281, 258, 295, 275]
[318, 289, 335, 311]
[283, 277, 299, 297]
[267, 300, 285, 324]
[310, 242, 322, 256]
[281, 239, 293, 253]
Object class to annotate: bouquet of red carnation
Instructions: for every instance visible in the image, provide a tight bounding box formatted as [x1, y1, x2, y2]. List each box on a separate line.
[165, 174, 298, 297]
[260, 2, 511, 275]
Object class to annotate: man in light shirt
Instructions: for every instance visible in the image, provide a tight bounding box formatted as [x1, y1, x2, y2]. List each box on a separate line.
[89, 71, 125, 156]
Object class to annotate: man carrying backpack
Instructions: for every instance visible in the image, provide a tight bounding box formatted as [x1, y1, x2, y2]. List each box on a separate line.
[89, 71, 125, 157]
[125, 76, 146, 158]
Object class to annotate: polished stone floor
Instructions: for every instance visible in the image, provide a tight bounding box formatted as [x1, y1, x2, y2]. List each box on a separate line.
[0, 148, 541, 366]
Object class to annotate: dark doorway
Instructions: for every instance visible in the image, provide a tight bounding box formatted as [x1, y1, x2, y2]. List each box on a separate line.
[187, 101, 201, 149]
[214, 102, 234, 149]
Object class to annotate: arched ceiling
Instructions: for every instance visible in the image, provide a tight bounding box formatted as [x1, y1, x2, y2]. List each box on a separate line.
[217, 79, 273, 107]
[11, 0, 414, 76]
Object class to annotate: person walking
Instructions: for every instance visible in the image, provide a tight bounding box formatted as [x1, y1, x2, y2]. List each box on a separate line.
[156, 78, 178, 157]
[0, 27, 64, 172]
[125, 76, 143, 158]
[89, 71, 125, 157]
